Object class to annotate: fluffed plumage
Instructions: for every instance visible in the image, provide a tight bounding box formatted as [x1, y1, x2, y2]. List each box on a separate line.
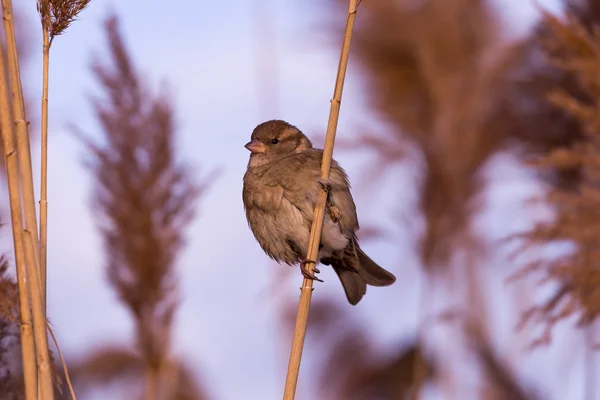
[242, 120, 396, 305]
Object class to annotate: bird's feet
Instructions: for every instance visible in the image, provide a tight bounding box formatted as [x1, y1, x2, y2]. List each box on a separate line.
[300, 259, 323, 282]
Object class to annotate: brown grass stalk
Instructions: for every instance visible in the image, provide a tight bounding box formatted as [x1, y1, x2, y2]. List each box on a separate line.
[282, 1, 359, 398]
[39, 25, 49, 312]
[1, 0, 42, 296]
[0, 40, 37, 400]
[1, 0, 55, 398]
[36, 0, 92, 313]
[22, 230, 53, 400]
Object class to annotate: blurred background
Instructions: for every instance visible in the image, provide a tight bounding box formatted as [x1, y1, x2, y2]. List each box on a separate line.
[1, 0, 599, 398]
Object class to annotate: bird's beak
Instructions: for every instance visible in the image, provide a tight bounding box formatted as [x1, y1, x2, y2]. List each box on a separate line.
[244, 140, 266, 153]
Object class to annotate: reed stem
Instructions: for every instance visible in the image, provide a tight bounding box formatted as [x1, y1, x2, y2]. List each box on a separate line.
[0, 39, 37, 400]
[23, 230, 54, 400]
[1, 0, 42, 296]
[1, 0, 54, 398]
[282, 1, 359, 398]
[40, 28, 50, 311]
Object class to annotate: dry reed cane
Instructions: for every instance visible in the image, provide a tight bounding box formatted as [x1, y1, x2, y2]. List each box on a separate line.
[40, 27, 49, 312]
[1, 1, 55, 398]
[23, 230, 54, 400]
[282, 1, 359, 399]
[1, 0, 43, 300]
[0, 41, 38, 400]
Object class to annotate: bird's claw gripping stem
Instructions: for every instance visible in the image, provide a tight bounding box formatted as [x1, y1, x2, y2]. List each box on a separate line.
[300, 259, 323, 282]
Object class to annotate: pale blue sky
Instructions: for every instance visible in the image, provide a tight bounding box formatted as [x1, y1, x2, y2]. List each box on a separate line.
[10, 0, 588, 399]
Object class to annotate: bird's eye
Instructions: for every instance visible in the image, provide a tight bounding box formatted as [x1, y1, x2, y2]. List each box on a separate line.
[271, 138, 279, 144]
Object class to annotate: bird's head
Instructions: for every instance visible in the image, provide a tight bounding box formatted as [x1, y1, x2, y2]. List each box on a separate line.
[245, 120, 312, 167]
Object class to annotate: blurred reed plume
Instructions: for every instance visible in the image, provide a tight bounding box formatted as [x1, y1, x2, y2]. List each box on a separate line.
[315, 0, 600, 397]
[330, 0, 531, 268]
[514, 5, 600, 346]
[71, 14, 213, 399]
[329, 0, 591, 268]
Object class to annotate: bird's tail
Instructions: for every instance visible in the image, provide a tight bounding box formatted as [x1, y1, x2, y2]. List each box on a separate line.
[332, 264, 366, 306]
[327, 239, 396, 305]
[355, 246, 396, 287]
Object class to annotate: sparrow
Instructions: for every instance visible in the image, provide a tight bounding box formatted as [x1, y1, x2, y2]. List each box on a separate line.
[242, 120, 396, 305]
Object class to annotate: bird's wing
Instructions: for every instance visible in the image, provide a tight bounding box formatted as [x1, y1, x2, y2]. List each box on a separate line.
[328, 162, 359, 233]
[272, 150, 359, 233]
[242, 180, 284, 212]
[273, 153, 320, 221]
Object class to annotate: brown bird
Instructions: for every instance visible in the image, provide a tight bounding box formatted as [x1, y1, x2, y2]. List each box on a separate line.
[242, 120, 396, 305]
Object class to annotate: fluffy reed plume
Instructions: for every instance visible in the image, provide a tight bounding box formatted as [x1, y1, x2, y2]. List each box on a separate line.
[513, 8, 600, 346]
[319, 0, 595, 396]
[328, 0, 594, 267]
[37, 0, 91, 40]
[36, 0, 92, 310]
[71, 15, 212, 399]
[328, 0, 534, 270]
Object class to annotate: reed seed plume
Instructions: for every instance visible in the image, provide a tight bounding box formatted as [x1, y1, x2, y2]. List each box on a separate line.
[328, 0, 532, 269]
[514, 8, 600, 346]
[72, 14, 213, 399]
[82, 14, 203, 320]
[37, 0, 91, 43]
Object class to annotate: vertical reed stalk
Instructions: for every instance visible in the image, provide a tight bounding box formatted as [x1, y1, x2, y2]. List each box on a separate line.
[282, 1, 359, 398]
[0, 41, 37, 400]
[1, 0, 54, 398]
[40, 27, 49, 310]
[36, 0, 92, 319]
[22, 230, 54, 400]
[1, 0, 42, 296]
